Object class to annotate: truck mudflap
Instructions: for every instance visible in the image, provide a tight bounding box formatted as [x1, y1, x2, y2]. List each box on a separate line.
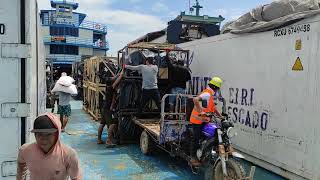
[237, 166, 256, 180]
[216, 166, 256, 180]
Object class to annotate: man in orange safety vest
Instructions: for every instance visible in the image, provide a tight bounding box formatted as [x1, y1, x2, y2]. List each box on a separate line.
[190, 76, 224, 166]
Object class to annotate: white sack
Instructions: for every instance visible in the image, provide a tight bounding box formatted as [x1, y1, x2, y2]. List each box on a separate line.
[51, 75, 77, 95]
[51, 83, 78, 95]
[57, 76, 75, 87]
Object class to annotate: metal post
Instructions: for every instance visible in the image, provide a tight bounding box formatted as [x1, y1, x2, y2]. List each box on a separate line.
[193, 0, 203, 16]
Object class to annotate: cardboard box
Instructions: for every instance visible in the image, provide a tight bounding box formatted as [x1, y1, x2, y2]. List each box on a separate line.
[159, 68, 168, 79]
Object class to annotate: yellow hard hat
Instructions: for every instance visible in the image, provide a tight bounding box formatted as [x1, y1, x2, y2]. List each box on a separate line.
[209, 76, 223, 88]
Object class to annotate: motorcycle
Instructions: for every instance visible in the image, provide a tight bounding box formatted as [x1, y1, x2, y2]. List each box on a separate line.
[135, 94, 255, 180]
[196, 112, 247, 180]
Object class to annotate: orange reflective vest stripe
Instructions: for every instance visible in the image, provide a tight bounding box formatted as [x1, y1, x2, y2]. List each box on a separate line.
[190, 88, 216, 124]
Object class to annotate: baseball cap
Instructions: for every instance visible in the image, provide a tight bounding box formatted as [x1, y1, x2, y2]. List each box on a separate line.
[31, 115, 58, 133]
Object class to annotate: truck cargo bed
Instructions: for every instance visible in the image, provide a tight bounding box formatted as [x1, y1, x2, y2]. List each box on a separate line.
[134, 119, 160, 137]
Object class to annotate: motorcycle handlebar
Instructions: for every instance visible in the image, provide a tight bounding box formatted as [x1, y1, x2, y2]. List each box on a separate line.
[199, 112, 216, 117]
[199, 112, 228, 121]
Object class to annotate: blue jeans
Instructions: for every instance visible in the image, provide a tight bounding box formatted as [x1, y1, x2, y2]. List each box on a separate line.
[169, 87, 186, 106]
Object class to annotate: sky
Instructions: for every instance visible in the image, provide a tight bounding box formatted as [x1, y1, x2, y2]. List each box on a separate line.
[38, 0, 273, 56]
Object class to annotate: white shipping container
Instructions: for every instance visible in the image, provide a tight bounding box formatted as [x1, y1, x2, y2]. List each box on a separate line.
[0, 0, 45, 178]
[178, 14, 320, 180]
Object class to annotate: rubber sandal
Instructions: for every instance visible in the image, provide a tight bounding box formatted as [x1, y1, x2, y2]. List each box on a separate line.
[105, 143, 116, 148]
[97, 139, 104, 144]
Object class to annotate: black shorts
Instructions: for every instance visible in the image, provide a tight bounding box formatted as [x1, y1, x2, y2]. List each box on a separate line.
[101, 108, 117, 126]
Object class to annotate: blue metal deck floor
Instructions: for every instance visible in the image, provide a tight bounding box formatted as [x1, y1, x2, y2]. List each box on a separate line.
[60, 101, 287, 180]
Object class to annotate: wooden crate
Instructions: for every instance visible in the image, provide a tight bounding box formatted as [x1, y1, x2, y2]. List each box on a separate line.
[83, 56, 116, 84]
[83, 56, 117, 121]
[159, 68, 168, 79]
[83, 81, 106, 121]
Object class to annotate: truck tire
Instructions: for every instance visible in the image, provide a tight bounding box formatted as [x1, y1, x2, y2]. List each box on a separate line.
[140, 130, 155, 155]
[205, 159, 245, 180]
[118, 116, 139, 142]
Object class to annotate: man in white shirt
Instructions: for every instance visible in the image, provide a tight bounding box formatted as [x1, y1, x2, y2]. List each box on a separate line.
[124, 57, 161, 116]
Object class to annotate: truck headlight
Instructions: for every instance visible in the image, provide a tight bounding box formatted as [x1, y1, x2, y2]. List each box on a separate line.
[227, 127, 237, 138]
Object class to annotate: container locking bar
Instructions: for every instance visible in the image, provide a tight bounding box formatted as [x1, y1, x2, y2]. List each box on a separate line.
[1, 43, 31, 58]
[1, 103, 31, 118]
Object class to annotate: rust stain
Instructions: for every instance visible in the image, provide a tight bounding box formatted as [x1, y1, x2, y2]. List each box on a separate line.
[131, 174, 159, 180]
[66, 130, 96, 137]
[93, 159, 98, 165]
[114, 163, 127, 170]
[67, 130, 86, 135]
[131, 176, 141, 180]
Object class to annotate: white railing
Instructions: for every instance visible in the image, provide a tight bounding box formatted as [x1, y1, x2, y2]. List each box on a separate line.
[42, 16, 107, 33]
[43, 36, 109, 49]
[46, 54, 82, 62]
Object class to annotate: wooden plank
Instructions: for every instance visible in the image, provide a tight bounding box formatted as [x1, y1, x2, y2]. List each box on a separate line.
[134, 119, 160, 137]
[128, 42, 176, 50]
[83, 80, 105, 121]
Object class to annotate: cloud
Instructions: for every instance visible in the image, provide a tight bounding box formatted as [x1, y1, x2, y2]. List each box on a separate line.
[151, 2, 169, 13]
[213, 9, 228, 17]
[37, 0, 167, 55]
[37, 0, 114, 11]
[205, 8, 250, 24]
[128, 0, 143, 3]
[85, 9, 166, 54]
[37, 0, 50, 11]
[228, 8, 250, 20]
[77, 0, 115, 8]
[86, 10, 165, 28]
[106, 31, 138, 56]
[133, 5, 142, 11]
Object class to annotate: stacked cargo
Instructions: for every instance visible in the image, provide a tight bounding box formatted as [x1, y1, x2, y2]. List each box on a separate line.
[83, 56, 117, 120]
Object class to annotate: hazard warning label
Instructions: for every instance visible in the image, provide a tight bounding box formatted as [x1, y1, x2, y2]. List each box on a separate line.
[295, 39, 302, 50]
[292, 57, 303, 71]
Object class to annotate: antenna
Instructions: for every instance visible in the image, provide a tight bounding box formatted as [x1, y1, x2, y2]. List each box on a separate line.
[188, 0, 194, 14]
[192, 0, 203, 16]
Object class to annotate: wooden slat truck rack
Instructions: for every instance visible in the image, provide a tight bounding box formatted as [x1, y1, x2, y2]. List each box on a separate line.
[117, 42, 189, 117]
[83, 56, 117, 121]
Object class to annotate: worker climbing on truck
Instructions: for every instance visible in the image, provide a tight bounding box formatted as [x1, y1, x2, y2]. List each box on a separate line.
[165, 56, 191, 118]
[190, 76, 225, 166]
[98, 69, 124, 147]
[124, 57, 161, 117]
